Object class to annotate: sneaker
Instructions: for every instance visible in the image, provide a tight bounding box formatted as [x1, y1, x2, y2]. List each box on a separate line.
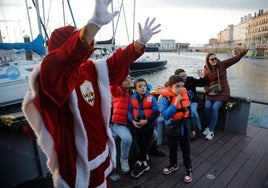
[203, 127, 210, 136]
[120, 158, 129, 172]
[184, 171, 193, 183]
[162, 164, 178, 175]
[131, 162, 150, 178]
[205, 131, 214, 140]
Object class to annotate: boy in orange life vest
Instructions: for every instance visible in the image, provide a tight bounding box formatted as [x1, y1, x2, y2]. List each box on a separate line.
[158, 75, 194, 183]
[110, 75, 133, 173]
[128, 78, 160, 178]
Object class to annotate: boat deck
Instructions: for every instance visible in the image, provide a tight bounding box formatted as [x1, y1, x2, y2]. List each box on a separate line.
[11, 124, 268, 188]
[109, 124, 268, 188]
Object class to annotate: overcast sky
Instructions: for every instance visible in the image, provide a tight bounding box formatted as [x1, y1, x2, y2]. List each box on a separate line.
[0, 0, 267, 46]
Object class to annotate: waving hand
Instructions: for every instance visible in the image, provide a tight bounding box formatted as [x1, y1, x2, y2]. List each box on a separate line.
[138, 17, 161, 45]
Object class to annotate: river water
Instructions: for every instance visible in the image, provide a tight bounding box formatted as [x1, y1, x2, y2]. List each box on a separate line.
[130, 52, 268, 128]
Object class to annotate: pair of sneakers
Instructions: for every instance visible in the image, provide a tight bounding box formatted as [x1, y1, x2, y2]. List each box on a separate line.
[162, 164, 193, 183]
[131, 161, 150, 178]
[203, 127, 214, 140]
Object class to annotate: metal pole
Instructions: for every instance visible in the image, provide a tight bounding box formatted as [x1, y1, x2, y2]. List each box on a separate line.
[35, 0, 43, 36]
[42, 0, 46, 28]
[31, 0, 49, 41]
[111, 1, 115, 44]
[25, 0, 33, 40]
[133, 0, 136, 42]
[62, 0, 66, 26]
[0, 29, 2, 43]
[66, 0, 77, 28]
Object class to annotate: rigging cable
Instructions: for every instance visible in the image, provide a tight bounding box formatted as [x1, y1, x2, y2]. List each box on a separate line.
[31, 0, 49, 41]
[66, 0, 77, 28]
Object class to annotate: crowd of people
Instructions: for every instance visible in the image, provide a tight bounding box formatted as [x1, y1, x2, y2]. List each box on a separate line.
[22, 0, 248, 187]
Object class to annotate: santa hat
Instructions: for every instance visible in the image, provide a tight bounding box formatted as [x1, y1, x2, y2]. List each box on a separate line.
[48, 26, 76, 52]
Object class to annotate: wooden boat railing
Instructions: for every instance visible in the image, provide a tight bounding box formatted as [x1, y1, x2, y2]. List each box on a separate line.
[0, 93, 267, 187]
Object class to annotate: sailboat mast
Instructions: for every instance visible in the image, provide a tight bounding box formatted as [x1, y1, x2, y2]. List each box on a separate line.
[62, 0, 66, 26]
[34, 0, 43, 36]
[132, 0, 136, 41]
[0, 29, 2, 43]
[66, 0, 77, 28]
[111, 1, 115, 43]
[25, 0, 33, 40]
[42, 0, 46, 28]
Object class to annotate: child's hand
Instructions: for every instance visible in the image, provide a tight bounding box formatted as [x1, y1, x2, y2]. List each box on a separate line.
[174, 94, 182, 106]
[197, 69, 204, 78]
[176, 94, 182, 101]
[191, 131, 196, 139]
[132, 120, 141, 128]
[138, 119, 148, 127]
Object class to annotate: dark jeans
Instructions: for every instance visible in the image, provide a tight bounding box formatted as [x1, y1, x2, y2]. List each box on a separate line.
[166, 133, 192, 170]
[131, 123, 154, 161]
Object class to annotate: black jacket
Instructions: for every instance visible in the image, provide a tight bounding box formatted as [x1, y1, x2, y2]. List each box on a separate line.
[185, 76, 209, 102]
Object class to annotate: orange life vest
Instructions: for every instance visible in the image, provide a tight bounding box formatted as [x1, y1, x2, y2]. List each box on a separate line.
[157, 87, 190, 120]
[130, 95, 154, 120]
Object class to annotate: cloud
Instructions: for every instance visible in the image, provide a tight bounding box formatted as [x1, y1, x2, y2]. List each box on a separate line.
[149, 0, 268, 11]
[1, 0, 267, 44]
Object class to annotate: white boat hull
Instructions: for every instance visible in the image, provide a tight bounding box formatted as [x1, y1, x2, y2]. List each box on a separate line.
[0, 79, 30, 107]
[0, 60, 40, 107]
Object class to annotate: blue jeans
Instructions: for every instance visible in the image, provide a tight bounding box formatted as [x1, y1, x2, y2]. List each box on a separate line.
[110, 123, 132, 159]
[190, 102, 202, 130]
[204, 100, 223, 131]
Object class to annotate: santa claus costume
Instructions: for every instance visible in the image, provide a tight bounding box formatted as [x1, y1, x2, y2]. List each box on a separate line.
[22, 25, 145, 187]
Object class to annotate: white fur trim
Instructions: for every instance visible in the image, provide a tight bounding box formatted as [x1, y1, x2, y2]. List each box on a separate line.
[88, 145, 109, 170]
[95, 161, 113, 188]
[22, 65, 68, 187]
[22, 59, 116, 188]
[68, 91, 90, 188]
[94, 59, 116, 168]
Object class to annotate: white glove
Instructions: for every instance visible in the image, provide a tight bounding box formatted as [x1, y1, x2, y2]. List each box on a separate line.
[88, 0, 119, 28]
[138, 17, 161, 45]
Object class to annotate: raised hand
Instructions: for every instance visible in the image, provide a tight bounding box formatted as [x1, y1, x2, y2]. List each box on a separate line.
[197, 69, 204, 78]
[88, 0, 119, 28]
[138, 17, 161, 45]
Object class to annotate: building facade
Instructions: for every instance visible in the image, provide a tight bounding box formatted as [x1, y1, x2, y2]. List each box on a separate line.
[160, 39, 176, 50]
[246, 9, 268, 48]
[215, 9, 268, 48]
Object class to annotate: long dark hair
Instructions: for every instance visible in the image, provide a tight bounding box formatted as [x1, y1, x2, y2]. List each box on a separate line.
[205, 53, 216, 74]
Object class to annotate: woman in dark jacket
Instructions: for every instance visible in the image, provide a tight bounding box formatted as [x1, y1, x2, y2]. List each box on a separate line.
[202, 49, 248, 140]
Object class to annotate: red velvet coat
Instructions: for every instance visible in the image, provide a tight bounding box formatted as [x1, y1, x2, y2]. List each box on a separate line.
[22, 29, 144, 187]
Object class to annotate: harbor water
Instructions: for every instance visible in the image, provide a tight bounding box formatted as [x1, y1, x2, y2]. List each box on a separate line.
[131, 52, 268, 128]
[1, 52, 267, 128]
